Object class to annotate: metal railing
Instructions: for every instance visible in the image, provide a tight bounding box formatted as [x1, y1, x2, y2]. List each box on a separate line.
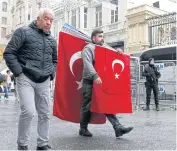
[132, 60, 177, 109]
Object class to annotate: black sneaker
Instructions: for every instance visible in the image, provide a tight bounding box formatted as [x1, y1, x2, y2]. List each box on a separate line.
[79, 128, 93, 137]
[18, 145, 28, 150]
[115, 125, 133, 138]
[36, 145, 53, 150]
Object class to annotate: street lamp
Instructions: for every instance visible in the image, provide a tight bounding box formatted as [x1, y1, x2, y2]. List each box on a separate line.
[36, 0, 42, 9]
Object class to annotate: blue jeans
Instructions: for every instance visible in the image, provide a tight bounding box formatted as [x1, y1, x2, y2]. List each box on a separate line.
[3, 85, 9, 99]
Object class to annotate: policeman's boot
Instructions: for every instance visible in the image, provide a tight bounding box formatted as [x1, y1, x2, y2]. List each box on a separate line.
[143, 105, 150, 111]
[156, 105, 160, 111]
[114, 125, 133, 138]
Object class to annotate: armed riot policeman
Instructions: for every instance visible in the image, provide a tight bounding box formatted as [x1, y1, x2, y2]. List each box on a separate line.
[142, 58, 161, 111]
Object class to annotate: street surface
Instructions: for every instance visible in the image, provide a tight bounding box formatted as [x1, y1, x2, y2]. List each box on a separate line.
[0, 97, 176, 150]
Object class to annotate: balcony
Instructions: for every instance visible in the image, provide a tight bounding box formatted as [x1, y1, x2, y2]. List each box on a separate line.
[93, 22, 121, 33]
[107, 22, 119, 31]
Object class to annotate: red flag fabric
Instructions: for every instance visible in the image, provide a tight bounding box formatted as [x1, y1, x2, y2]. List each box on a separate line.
[91, 46, 132, 114]
[53, 32, 106, 124]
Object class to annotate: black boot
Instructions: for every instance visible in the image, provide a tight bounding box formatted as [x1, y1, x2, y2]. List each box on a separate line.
[36, 145, 53, 150]
[143, 106, 150, 111]
[156, 105, 160, 111]
[18, 145, 28, 150]
[115, 125, 133, 138]
[79, 128, 93, 137]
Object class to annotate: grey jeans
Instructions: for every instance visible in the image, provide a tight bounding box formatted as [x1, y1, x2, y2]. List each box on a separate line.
[17, 73, 51, 147]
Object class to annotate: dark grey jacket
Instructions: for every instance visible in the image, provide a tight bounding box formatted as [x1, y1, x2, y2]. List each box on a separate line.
[3, 21, 57, 83]
[142, 64, 161, 84]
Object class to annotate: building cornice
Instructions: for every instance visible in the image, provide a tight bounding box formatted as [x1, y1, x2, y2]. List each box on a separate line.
[16, 0, 24, 7]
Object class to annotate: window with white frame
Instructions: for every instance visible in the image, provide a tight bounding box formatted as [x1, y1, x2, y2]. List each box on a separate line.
[2, 2, 7, 12]
[78, 8, 80, 29]
[28, 6, 32, 21]
[19, 7, 22, 24]
[84, 7, 88, 28]
[1, 27, 6, 38]
[96, 5, 102, 27]
[111, 0, 118, 23]
[59, 18, 64, 31]
[22, 7, 25, 23]
[54, 21, 58, 38]
[71, 9, 76, 27]
[2, 17, 7, 25]
[12, 14, 15, 30]
[170, 27, 176, 40]
[16, 10, 19, 24]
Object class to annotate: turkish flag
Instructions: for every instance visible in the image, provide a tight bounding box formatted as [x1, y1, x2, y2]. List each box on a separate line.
[91, 46, 132, 114]
[53, 32, 106, 124]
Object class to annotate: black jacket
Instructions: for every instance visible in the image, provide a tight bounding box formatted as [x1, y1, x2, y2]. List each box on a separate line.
[3, 21, 57, 83]
[142, 64, 161, 84]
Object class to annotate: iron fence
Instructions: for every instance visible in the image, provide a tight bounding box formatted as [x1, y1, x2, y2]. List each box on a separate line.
[130, 57, 140, 108]
[147, 12, 177, 48]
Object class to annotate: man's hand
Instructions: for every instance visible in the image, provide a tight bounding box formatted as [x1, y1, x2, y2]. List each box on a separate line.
[116, 48, 123, 54]
[94, 77, 102, 85]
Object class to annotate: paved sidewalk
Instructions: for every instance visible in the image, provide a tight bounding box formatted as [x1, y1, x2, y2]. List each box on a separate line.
[0, 99, 176, 150]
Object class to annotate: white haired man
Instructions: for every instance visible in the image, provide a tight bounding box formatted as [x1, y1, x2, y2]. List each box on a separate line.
[4, 8, 57, 150]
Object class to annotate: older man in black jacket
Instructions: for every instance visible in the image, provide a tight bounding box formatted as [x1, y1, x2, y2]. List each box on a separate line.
[3, 8, 57, 150]
[142, 58, 161, 111]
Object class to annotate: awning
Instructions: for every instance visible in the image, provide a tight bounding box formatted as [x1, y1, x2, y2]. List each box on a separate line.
[140, 46, 176, 61]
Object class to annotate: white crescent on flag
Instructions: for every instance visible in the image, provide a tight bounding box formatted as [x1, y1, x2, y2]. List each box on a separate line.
[69, 51, 83, 90]
[112, 59, 125, 79]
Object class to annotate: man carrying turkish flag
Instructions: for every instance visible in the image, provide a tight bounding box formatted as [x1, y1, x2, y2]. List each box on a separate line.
[80, 29, 133, 137]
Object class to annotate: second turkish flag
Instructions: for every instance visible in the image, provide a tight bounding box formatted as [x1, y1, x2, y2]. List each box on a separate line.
[91, 46, 132, 114]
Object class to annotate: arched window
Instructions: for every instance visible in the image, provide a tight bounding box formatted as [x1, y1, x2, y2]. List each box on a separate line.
[170, 27, 176, 40]
[2, 2, 7, 12]
[156, 27, 164, 44]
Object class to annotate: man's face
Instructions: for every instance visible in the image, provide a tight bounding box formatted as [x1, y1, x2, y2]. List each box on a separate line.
[92, 33, 104, 46]
[150, 59, 154, 65]
[37, 12, 54, 32]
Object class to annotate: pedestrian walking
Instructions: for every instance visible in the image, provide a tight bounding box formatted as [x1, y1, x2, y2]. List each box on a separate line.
[80, 29, 133, 137]
[3, 8, 57, 150]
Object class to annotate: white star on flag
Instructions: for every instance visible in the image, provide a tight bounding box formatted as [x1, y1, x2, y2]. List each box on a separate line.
[115, 73, 119, 79]
[76, 79, 83, 90]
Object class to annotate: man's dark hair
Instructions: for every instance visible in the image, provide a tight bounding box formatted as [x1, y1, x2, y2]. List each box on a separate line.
[91, 29, 103, 40]
[148, 57, 154, 63]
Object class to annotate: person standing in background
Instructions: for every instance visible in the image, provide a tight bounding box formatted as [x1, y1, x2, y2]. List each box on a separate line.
[2, 70, 12, 100]
[142, 58, 161, 111]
